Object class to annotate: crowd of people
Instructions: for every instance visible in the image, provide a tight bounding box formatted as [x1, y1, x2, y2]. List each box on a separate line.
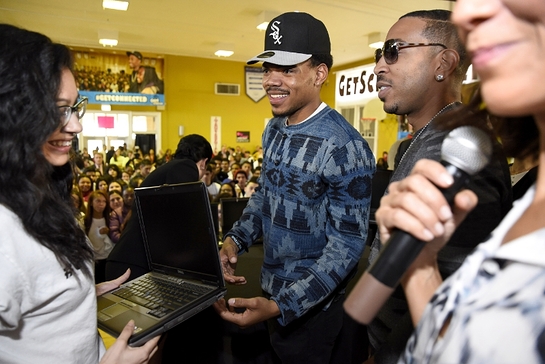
[74, 66, 131, 93]
[70, 142, 264, 285]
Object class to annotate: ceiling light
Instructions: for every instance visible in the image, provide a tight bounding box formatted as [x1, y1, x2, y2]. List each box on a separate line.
[368, 32, 385, 49]
[214, 43, 234, 57]
[99, 38, 118, 47]
[102, 0, 129, 11]
[256, 11, 278, 31]
[98, 29, 118, 47]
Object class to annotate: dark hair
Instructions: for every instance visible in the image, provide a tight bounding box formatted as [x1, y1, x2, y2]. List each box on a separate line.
[0, 24, 93, 278]
[84, 190, 111, 234]
[107, 163, 121, 176]
[438, 90, 539, 161]
[310, 54, 333, 71]
[174, 134, 213, 162]
[139, 159, 152, 168]
[401, 10, 469, 83]
[220, 182, 236, 196]
[108, 189, 124, 202]
[71, 188, 87, 216]
[234, 169, 248, 179]
[77, 173, 93, 184]
[96, 176, 110, 190]
[108, 180, 123, 191]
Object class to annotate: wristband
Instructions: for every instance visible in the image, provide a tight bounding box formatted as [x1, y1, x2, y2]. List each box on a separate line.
[228, 235, 247, 253]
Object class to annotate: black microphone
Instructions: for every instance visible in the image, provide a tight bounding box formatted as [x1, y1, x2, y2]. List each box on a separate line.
[344, 126, 493, 325]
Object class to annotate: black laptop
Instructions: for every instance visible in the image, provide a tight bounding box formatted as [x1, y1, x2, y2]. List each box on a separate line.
[97, 181, 226, 346]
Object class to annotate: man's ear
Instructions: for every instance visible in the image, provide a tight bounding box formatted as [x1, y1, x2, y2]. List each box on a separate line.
[315, 63, 329, 87]
[436, 49, 459, 79]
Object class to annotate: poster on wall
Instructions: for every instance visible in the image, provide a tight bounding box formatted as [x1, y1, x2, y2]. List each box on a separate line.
[210, 116, 222, 154]
[72, 48, 165, 106]
[236, 131, 250, 143]
[245, 66, 266, 102]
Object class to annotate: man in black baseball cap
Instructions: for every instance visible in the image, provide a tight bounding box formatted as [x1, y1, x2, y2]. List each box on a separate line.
[126, 50, 143, 60]
[126, 51, 143, 93]
[215, 11, 375, 364]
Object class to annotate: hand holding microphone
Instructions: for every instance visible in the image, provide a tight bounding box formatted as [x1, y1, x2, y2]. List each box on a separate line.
[344, 126, 493, 325]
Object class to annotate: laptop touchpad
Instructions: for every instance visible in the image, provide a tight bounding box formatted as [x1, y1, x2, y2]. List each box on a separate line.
[102, 303, 131, 318]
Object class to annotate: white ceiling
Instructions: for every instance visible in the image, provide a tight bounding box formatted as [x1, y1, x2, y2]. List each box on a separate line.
[0, 0, 452, 67]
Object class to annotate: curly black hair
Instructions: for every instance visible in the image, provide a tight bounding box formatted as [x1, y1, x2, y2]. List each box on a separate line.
[0, 24, 94, 278]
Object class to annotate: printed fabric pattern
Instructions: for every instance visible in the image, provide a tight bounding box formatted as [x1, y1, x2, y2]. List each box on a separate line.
[400, 185, 545, 364]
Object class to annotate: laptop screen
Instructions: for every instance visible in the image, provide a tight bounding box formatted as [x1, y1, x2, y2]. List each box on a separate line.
[135, 182, 221, 282]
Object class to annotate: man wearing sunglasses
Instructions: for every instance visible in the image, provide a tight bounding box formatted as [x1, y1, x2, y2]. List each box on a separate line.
[213, 12, 375, 363]
[366, 9, 512, 363]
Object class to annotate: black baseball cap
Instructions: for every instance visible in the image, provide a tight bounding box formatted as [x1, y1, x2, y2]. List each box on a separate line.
[126, 51, 143, 60]
[247, 12, 331, 66]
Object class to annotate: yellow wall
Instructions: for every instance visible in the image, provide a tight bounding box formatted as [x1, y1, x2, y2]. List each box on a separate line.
[161, 56, 271, 152]
[378, 114, 399, 157]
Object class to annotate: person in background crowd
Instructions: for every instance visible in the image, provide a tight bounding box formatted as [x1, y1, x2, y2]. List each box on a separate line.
[130, 159, 152, 185]
[234, 169, 248, 197]
[0, 24, 158, 362]
[85, 190, 112, 284]
[107, 163, 121, 181]
[241, 160, 254, 180]
[96, 176, 109, 194]
[106, 146, 115, 164]
[108, 189, 124, 212]
[71, 188, 86, 228]
[215, 182, 236, 201]
[93, 152, 106, 175]
[253, 166, 262, 179]
[77, 174, 93, 204]
[108, 189, 128, 245]
[214, 12, 375, 363]
[121, 170, 131, 185]
[109, 147, 129, 169]
[202, 163, 221, 200]
[244, 176, 260, 198]
[123, 187, 135, 209]
[108, 180, 123, 193]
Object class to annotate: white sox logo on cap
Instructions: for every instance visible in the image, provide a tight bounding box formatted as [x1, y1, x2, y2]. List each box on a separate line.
[247, 12, 331, 66]
[269, 21, 282, 45]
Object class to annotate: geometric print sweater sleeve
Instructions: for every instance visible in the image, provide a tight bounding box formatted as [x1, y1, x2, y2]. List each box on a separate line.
[226, 105, 376, 325]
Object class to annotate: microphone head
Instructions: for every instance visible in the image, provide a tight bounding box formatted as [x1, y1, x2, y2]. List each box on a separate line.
[441, 126, 492, 175]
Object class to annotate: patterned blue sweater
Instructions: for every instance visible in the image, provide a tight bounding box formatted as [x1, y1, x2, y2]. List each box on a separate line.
[226, 105, 375, 325]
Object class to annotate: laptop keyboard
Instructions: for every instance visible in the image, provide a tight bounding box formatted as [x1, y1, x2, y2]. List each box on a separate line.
[113, 275, 212, 318]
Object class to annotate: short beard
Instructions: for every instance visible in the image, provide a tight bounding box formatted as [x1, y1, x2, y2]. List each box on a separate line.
[272, 110, 289, 118]
[383, 102, 400, 116]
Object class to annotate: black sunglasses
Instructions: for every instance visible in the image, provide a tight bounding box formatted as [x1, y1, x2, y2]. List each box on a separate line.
[375, 39, 447, 65]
